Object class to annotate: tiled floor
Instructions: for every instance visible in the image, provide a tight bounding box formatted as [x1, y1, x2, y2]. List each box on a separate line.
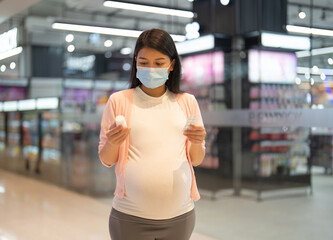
[1, 168, 332, 240]
[0, 169, 215, 240]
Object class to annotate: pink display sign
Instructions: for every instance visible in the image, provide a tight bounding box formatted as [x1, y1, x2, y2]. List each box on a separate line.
[62, 88, 91, 104]
[182, 51, 224, 85]
[248, 50, 297, 83]
[0, 87, 26, 101]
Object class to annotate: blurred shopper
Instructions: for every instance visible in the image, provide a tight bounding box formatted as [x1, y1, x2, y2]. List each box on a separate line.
[98, 29, 206, 240]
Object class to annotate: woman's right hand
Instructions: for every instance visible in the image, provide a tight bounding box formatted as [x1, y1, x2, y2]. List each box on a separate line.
[106, 125, 131, 147]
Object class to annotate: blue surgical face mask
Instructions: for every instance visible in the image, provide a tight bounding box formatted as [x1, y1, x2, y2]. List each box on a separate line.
[136, 65, 170, 89]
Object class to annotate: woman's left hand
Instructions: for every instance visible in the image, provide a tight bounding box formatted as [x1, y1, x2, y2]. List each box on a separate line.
[183, 125, 206, 145]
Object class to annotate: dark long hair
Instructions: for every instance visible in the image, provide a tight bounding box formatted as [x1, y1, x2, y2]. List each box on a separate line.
[129, 29, 182, 94]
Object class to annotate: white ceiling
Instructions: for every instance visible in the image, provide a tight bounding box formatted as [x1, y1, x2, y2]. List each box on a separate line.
[0, 0, 333, 75]
[0, 0, 42, 24]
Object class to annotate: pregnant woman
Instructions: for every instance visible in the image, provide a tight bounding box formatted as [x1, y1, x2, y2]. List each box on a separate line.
[98, 28, 206, 240]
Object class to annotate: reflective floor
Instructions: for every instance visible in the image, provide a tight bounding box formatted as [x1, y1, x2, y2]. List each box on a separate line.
[0, 169, 215, 240]
[1, 168, 332, 240]
[98, 169, 333, 240]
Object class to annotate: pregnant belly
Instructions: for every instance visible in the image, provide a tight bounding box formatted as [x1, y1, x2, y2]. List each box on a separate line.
[125, 160, 192, 210]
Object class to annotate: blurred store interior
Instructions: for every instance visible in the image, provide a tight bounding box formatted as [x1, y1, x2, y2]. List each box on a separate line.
[0, 0, 333, 239]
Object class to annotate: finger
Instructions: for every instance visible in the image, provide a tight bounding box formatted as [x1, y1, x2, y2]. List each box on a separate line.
[188, 139, 204, 144]
[107, 126, 130, 139]
[107, 125, 123, 136]
[113, 131, 130, 144]
[184, 131, 205, 136]
[184, 134, 205, 142]
[111, 131, 129, 142]
[183, 131, 204, 136]
[108, 128, 131, 143]
[188, 125, 205, 130]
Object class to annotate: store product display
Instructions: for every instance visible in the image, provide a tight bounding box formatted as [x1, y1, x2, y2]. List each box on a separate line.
[310, 127, 333, 174]
[249, 84, 309, 109]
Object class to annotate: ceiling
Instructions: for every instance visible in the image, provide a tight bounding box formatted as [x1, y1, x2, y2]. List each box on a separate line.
[0, 0, 332, 51]
[0, 0, 42, 24]
[0, 0, 332, 78]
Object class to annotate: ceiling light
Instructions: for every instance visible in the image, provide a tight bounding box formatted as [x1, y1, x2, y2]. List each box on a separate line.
[312, 65, 319, 73]
[36, 98, 59, 110]
[185, 22, 200, 40]
[0, 46, 23, 61]
[103, 0, 194, 18]
[304, 72, 310, 79]
[52, 22, 186, 42]
[18, 99, 36, 111]
[3, 101, 17, 111]
[176, 34, 215, 55]
[328, 58, 333, 65]
[295, 77, 301, 85]
[298, 67, 333, 76]
[10, 62, 16, 70]
[0, 65, 6, 72]
[310, 78, 314, 85]
[320, 73, 326, 80]
[298, 11, 306, 19]
[104, 40, 113, 47]
[66, 34, 74, 43]
[120, 47, 132, 55]
[296, 46, 333, 58]
[286, 25, 333, 37]
[261, 32, 310, 50]
[67, 45, 75, 52]
[220, 0, 230, 6]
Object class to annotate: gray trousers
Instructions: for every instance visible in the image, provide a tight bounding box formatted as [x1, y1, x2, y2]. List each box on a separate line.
[109, 208, 195, 240]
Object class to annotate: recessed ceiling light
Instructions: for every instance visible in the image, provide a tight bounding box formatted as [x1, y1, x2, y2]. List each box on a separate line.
[304, 72, 310, 79]
[66, 34, 74, 43]
[67, 45, 75, 52]
[10, 62, 16, 70]
[220, 0, 230, 6]
[298, 11, 306, 19]
[0, 65, 6, 72]
[104, 40, 113, 47]
[312, 65, 319, 73]
[328, 58, 333, 65]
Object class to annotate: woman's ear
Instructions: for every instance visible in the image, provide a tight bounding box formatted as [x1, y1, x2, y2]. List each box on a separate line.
[170, 59, 175, 71]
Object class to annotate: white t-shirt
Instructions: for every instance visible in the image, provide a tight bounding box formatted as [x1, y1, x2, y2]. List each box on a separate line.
[112, 86, 194, 219]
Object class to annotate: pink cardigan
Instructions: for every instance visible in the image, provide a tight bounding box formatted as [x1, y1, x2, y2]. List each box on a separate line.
[98, 88, 205, 201]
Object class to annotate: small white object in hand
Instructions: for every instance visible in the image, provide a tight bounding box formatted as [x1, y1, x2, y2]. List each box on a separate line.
[183, 115, 198, 131]
[116, 115, 127, 127]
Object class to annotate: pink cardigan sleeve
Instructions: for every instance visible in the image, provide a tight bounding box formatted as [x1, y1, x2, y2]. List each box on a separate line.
[190, 94, 206, 149]
[98, 95, 117, 167]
